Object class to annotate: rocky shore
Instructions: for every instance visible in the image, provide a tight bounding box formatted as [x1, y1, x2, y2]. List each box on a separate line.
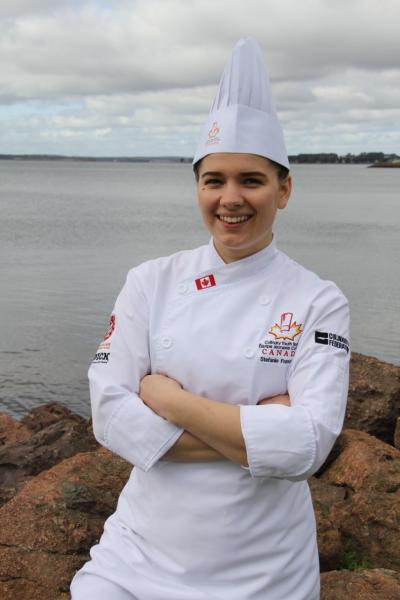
[0, 352, 399, 599]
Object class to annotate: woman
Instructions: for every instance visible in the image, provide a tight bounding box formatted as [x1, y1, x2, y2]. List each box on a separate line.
[71, 38, 350, 600]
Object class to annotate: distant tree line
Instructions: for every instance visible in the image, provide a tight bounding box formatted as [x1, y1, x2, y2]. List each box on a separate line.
[288, 152, 399, 164]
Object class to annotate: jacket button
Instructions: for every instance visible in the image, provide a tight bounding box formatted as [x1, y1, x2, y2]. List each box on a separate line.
[259, 295, 271, 305]
[244, 348, 255, 359]
[161, 336, 173, 349]
[178, 283, 187, 294]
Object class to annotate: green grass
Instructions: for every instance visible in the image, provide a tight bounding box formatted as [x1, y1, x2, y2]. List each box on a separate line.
[339, 542, 372, 571]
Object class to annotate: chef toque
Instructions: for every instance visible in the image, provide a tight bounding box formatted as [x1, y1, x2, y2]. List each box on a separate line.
[193, 37, 289, 169]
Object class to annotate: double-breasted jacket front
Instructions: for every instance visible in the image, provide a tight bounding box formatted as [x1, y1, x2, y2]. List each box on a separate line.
[76, 238, 350, 600]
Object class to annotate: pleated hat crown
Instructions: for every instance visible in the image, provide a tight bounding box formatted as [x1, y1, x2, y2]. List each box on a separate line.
[193, 37, 289, 169]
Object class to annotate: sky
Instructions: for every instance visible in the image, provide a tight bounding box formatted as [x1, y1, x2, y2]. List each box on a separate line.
[1, 0, 399, 157]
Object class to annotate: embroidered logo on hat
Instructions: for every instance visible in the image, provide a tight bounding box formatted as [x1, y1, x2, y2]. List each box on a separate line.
[208, 122, 220, 138]
[206, 122, 221, 146]
[195, 274, 216, 290]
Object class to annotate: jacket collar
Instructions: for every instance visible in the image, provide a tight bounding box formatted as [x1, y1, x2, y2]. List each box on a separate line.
[207, 236, 278, 274]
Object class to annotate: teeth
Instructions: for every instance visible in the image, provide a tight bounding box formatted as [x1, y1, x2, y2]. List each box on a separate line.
[219, 215, 251, 223]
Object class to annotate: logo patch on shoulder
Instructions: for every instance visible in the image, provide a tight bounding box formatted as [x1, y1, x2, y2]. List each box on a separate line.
[92, 314, 115, 364]
[103, 314, 116, 341]
[315, 331, 349, 353]
[195, 274, 216, 290]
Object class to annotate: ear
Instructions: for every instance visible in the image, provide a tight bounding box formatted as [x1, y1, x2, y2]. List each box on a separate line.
[277, 175, 292, 210]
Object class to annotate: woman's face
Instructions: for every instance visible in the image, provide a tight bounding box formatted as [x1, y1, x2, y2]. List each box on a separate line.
[196, 153, 291, 263]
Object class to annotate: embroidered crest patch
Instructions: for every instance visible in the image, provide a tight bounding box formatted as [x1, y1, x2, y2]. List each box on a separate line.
[269, 312, 303, 341]
[259, 312, 303, 365]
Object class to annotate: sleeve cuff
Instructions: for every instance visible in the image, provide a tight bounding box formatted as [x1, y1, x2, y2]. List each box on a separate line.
[240, 404, 316, 479]
[104, 394, 185, 471]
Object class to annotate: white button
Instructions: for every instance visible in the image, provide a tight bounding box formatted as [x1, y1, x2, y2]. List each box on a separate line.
[244, 348, 255, 359]
[161, 336, 173, 349]
[178, 283, 187, 294]
[259, 295, 271, 305]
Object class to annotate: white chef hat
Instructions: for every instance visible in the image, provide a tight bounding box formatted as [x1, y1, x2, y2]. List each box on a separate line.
[193, 37, 289, 169]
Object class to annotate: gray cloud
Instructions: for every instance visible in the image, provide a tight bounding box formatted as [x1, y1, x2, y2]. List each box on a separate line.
[0, 0, 69, 18]
[0, 0, 399, 155]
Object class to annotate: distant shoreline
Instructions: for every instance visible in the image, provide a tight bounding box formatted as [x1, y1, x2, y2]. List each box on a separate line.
[0, 152, 399, 166]
[0, 154, 192, 164]
[368, 162, 400, 168]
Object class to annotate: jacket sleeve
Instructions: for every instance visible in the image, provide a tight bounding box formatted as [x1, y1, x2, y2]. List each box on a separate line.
[88, 269, 184, 471]
[239, 283, 350, 480]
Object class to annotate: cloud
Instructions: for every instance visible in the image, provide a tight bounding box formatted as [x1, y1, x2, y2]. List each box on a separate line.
[0, 0, 69, 18]
[0, 0, 399, 155]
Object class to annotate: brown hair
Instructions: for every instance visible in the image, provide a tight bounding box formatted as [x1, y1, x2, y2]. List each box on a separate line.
[193, 156, 289, 182]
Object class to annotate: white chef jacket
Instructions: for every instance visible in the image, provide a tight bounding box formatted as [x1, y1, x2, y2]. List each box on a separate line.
[73, 238, 350, 600]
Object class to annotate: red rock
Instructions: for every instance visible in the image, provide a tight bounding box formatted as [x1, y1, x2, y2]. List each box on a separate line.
[321, 429, 400, 570]
[320, 568, 400, 600]
[0, 417, 99, 507]
[309, 477, 345, 571]
[0, 414, 31, 447]
[346, 353, 400, 445]
[0, 549, 75, 599]
[0, 448, 131, 598]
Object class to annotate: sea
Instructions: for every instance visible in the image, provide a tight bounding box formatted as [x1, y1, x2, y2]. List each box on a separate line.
[1, 160, 399, 419]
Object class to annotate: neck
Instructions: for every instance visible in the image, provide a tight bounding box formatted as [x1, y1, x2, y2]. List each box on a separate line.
[213, 234, 273, 264]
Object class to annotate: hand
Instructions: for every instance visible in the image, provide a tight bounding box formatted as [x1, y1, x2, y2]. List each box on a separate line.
[139, 373, 182, 420]
[257, 394, 291, 407]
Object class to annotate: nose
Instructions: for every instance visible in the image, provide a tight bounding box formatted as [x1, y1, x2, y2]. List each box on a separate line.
[220, 181, 244, 209]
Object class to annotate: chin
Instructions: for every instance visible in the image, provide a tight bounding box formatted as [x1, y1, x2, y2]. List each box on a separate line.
[218, 240, 248, 252]
[218, 235, 256, 249]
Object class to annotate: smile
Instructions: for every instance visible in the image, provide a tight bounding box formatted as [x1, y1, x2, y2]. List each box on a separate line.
[217, 215, 252, 223]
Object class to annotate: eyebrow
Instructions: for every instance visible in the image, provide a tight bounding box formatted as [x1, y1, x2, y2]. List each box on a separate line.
[200, 170, 267, 179]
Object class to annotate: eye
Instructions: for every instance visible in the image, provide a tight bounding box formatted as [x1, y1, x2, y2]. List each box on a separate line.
[204, 178, 223, 186]
[242, 177, 263, 186]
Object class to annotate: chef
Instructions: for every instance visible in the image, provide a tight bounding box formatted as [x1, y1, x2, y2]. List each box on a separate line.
[70, 38, 350, 600]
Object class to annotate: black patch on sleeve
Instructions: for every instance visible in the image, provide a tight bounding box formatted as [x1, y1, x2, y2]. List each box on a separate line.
[92, 352, 110, 364]
[315, 331, 349, 353]
[315, 331, 329, 345]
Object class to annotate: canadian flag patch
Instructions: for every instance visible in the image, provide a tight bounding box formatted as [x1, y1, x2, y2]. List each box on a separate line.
[195, 274, 216, 290]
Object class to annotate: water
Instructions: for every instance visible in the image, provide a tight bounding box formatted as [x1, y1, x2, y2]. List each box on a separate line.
[1, 160, 399, 418]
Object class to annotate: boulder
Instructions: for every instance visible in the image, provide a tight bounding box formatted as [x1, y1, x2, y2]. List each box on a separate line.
[321, 429, 400, 570]
[320, 568, 400, 600]
[0, 448, 131, 599]
[0, 417, 99, 507]
[0, 348, 398, 596]
[394, 417, 400, 450]
[308, 477, 345, 571]
[0, 414, 31, 447]
[20, 402, 85, 433]
[345, 353, 400, 445]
